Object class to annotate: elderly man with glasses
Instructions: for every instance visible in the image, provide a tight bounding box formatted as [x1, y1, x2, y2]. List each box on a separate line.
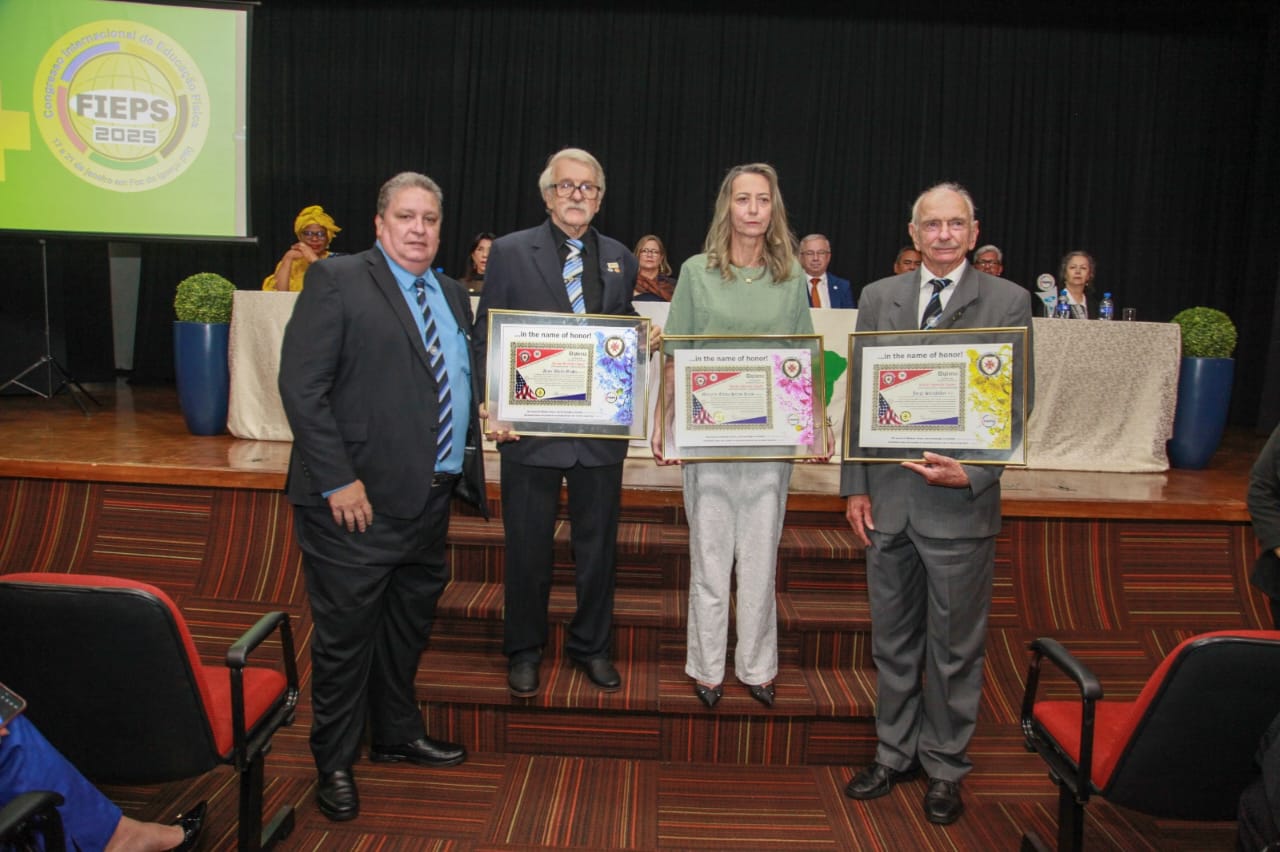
[474, 148, 645, 699]
[798, 234, 855, 308]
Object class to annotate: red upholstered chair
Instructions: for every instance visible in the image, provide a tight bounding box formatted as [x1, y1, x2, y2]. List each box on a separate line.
[0, 573, 299, 851]
[1019, 630, 1280, 852]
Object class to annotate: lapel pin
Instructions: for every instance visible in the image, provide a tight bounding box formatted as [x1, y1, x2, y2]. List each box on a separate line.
[607, 262, 621, 273]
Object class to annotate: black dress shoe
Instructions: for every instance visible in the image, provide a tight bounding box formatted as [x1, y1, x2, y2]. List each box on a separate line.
[844, 762, 921, 800]
[572, 656, 621, 691]
[694, 682, 723, 708]
[316, 769, 359, 822]
[170, 800, 206, 851]
[370, 736, 466, 768]
[923, 778, 964, 824]
[508, 659, 540, 697]
[747, 682, 776, 707]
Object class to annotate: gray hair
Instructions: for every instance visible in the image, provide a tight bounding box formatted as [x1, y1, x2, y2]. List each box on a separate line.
[974, 244, 1002, 261]
[538, 148, 606, 199]
[910, 182, 977, 226]
[799, 233, 830, 246]
[377, 172, 443, 215]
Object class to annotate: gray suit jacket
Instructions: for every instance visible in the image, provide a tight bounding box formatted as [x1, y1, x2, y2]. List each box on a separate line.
[839, 267, 1033, 539]
[473, 220, 639, 468]
[280, 247, 487, 518]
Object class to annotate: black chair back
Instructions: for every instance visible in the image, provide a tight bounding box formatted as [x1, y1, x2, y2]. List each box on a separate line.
[1106, 634, 1280, 819]
[0, 579, 220, 784]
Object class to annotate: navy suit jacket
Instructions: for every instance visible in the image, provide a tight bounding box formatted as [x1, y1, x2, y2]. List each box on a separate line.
[279, 247, 487, 518]
[827, 273, 856, 309]
[473, 220, 639, 468]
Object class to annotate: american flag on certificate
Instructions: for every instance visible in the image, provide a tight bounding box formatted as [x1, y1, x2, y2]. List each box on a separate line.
[514, 372, 538, 400]
[691, 396, 715, 425]
[877, 394, 901, 426]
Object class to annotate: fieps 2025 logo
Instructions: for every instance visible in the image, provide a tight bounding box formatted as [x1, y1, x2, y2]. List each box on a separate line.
[32, 20, 209, 192]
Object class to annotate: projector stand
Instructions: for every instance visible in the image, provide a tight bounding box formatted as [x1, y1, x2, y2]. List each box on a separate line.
[0, 240, 101, 415]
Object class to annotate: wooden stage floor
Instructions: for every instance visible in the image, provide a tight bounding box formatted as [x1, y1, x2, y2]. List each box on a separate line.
[0, 379, 1260, 522]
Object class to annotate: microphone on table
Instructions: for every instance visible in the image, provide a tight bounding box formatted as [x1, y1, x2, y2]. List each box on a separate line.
[1035, 274, 1057, 317]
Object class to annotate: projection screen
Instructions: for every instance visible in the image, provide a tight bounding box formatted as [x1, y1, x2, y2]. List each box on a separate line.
[0, 0, 252, 240]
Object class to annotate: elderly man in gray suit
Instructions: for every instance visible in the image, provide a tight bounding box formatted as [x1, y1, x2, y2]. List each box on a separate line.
[840, 183, 1033, 825]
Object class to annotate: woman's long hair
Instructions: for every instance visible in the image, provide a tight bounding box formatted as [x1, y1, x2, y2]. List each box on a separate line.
[703, 163, 796, 283]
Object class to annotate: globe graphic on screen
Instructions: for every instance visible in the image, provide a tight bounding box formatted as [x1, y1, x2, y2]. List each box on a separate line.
[67, 51, 177, 162]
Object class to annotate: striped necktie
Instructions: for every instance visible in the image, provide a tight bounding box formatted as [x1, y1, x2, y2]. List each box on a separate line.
[920, 278, 952, 329]
[413, 278, 453, 467]
[563, 238, 585, 314]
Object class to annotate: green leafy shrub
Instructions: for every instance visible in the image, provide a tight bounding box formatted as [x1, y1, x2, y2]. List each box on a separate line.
[174, 273, 235, 323]
[1171, 307, 1236, 358]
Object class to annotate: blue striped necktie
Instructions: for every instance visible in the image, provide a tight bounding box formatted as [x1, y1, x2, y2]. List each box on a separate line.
[413, 278, 453, 467]
[563, 238, 585, 314]
[920, 278, 952, 329]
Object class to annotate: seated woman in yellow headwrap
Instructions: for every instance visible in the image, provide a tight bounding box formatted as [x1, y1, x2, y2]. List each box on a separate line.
[262, 205, 341, 292]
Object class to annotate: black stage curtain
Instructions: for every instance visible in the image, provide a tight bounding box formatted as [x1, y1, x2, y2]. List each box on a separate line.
[28, 1, 1280, 430]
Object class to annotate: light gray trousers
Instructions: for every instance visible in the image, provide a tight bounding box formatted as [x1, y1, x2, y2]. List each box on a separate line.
[683, 460, 792, 686]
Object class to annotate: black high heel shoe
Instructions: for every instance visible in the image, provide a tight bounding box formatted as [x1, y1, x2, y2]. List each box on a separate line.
[747, 682, 775, 708]
[171, 800, 206, 851]
[694, 682, 723, 709]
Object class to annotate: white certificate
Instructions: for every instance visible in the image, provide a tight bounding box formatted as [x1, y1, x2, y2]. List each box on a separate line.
[485, 310, 649, 439]
[672, 348, 815, 448]
[858, 342, 1015, 451]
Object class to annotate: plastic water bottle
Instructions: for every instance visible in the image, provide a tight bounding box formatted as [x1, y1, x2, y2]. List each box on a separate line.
[1098, 292, 1115, 320]
[1053, 290, 1072, 319]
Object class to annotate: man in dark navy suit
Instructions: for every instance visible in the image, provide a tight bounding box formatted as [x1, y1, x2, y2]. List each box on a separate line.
[799, 233, 855, 308]
[474, 148, 643, 699]
[280, 172, 486, 822]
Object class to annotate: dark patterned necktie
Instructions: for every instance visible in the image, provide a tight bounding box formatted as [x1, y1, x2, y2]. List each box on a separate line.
[413, 278, 453, 466]
[920, 278, 952, 329]
[563, 238, 585, 314]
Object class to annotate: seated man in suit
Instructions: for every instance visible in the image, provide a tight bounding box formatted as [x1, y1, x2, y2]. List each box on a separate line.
[893, 245, 922, 275]
[799, 234, 855, 308]
[841, 182, 1033, 826]
[973, 244, 1004, 278]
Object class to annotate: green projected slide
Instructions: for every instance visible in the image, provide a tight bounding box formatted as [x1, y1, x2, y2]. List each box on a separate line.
[0, 0, 250, 239]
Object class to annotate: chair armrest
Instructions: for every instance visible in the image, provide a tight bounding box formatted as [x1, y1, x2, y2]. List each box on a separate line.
[1029, 637, 1104, 701]
[226, 610, 289, 670]
[0, 791, 64, 847]
[224, 610, 300, 768]
[1020, 637, 1104, 804]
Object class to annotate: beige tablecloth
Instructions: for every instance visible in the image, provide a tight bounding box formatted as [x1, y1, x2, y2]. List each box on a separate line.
[228, 296, 1181, 473]
[227, 291, 298, 442]
[1025, 317, 1180, 472]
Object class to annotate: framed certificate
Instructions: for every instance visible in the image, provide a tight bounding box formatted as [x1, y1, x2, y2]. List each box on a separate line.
[484, 309, 650, 439]
[658, 334, 828, 461]
[843, 327, 1030, 465]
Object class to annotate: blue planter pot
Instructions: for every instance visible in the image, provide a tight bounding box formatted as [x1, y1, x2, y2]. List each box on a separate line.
[1167, 356, 1234, 469]
[174, 321, 229, 435]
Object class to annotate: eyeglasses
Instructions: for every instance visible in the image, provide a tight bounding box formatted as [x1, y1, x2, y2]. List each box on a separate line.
[974, 258, 1000, 268]
[799, 250, 830, 258]
[639, 248, 662, 255]
[919, 218, 970, 235]
[548, 180, 602, 200]
[300, 229, 328, 239]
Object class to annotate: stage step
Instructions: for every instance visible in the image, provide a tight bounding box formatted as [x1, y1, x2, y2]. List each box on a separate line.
[421, 506, 877, 765]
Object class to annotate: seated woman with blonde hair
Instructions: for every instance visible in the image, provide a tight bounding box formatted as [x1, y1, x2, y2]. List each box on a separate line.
[262, 205, 341, 292]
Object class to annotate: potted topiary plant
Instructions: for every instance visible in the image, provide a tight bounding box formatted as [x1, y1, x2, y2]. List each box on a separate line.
[1167, 307, 1238, 469]
[174, 272, 235, 435]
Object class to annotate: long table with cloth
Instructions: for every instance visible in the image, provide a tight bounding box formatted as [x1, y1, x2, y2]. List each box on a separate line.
[227, 293, 1180, 472]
